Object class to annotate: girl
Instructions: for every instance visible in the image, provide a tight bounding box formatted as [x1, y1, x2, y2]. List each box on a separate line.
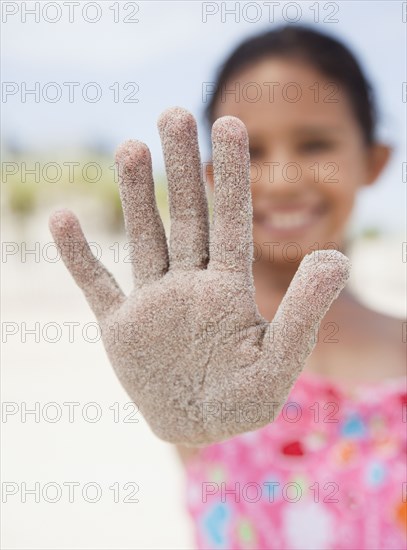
[49, 25, 406, 550]
[177, 26, 406, 550]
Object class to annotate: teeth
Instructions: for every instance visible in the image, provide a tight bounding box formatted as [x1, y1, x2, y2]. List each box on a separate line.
[265, 211, 311, 229]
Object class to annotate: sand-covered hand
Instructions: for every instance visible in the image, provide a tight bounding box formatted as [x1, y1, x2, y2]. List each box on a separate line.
[49, 107, 350, 446]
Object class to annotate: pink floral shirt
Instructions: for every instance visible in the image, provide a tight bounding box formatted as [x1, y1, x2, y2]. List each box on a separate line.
[185, 372, 407, 550]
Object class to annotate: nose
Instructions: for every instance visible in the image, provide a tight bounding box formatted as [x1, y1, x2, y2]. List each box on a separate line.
[251, 147, 305, 195]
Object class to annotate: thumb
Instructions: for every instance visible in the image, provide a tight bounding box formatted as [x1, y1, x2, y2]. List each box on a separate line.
[262, 249, 351, 388]
[49, 208, 126, 319]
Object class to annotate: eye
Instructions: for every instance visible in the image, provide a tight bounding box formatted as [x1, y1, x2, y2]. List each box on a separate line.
[298, 140, 335, 153]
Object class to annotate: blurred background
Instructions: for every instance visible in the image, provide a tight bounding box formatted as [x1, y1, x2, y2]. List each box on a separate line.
[1, 1, 406, 548]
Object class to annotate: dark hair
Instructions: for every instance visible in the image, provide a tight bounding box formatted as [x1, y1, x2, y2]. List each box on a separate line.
[205, 25, 376, 145]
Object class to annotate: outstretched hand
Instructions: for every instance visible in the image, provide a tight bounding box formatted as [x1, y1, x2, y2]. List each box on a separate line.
[49, 107, 350, 446]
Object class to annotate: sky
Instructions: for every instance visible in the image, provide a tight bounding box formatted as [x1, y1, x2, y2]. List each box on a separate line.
[2, 0, 406, 232]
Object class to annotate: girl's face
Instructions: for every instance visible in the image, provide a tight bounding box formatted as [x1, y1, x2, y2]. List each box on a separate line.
[211, 57, 387, 266]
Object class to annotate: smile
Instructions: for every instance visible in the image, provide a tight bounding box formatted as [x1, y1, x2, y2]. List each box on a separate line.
[254, 205, 326, 234]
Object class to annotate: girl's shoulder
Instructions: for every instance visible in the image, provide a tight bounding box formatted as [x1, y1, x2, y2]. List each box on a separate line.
[353, 302, 406, 377]
[336, 290, 404, 344]
[308, 293, 406, 385]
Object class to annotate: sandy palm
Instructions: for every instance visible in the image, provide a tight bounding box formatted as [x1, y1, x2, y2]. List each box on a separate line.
[49, 107, 350, 446]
